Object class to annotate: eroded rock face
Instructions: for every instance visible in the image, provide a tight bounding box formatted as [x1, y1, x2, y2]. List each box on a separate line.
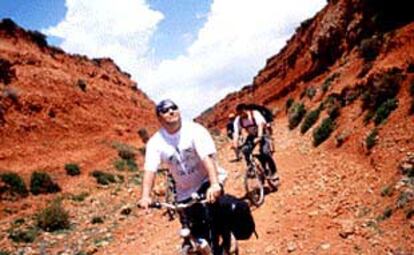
[196, 0, 414, 129]
[0, 18, 158, 177]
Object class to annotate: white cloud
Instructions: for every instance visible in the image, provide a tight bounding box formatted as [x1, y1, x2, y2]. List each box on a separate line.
[44, 0, 325, 119]
[44, 0, 163, 76]
[143, 0, 326, 119]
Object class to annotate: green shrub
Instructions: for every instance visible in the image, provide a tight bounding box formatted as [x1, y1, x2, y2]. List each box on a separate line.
[366, 128, 378, 150]
[306, 87, 317, 99]
[285, 98, 294, 112]
[327, 104, 341, 120]
[288, 102, 306, 129]
[321, 73, 340, 93]
[0, 172, 28, 198]
[380, 185, 393, 197]
[0, 250, 11, 255]
[91, 170, 116, 185]
[91, 216, 104, 224]
[76, 79, 87, 92]
[118, 148, 135, 161]
[300, 107, 321, 134]
[114, 159, 126, 171]
[30, 171, 61, 195]
[8, 227, 38, 243]
[373, 98, 398, 125]
[377, 207, 393, 221]
[397, 191, 411, 208]
[361, 68, 403, 111]
[70, 192, 89, 202]
[36, 199, 70, 232]
[359, 36, 382, 62]
[335, 130, 349, 147]
[313, 117, 335, 146]
[138, 147, 146, 156]
[64, 163, 81, 176]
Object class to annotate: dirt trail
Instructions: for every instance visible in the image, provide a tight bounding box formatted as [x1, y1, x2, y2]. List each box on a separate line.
[103, 117, 412, 255]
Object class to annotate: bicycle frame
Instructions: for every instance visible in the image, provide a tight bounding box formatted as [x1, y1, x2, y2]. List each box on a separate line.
[149, 193, 238, 255]
[150, 195, 214, 254]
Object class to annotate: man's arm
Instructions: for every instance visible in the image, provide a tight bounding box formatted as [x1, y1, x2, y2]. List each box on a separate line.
[138, 170, 156, 209]
[202, 155, 222, 203]
[232, 118, 240, 149]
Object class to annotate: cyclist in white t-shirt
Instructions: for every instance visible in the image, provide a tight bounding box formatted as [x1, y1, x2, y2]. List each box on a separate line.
[138, 99, 227, 207]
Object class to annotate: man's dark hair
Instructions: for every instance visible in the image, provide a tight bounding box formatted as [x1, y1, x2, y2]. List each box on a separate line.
[236, 103, 247, 112]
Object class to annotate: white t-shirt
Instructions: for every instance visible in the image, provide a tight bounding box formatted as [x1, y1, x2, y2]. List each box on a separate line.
[233, 110, 266, 136]
[144, 121, 227, 201]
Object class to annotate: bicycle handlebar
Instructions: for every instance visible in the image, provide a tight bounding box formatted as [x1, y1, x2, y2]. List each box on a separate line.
[144, 193, 208, 211]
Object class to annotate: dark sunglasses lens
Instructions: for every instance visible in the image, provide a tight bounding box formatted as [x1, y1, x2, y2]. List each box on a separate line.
[160, 105, 178, 114]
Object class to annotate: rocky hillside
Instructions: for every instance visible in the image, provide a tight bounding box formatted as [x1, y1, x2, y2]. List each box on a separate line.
[196, 0, 414, 129]
[0, 18, 158, 201]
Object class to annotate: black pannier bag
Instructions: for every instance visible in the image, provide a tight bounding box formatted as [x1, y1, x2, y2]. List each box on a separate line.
[218, 194, 257, 240]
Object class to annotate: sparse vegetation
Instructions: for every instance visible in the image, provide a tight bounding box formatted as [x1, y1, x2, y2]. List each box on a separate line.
[358, 62, 373, 78]
[327, 104, 341, 120]
[0, 172, 29, 199]
[380, 185, 393, 197]
[8, 227, 38, 243]
[76, 79, 87, 92]
[70, 192, 89, 202]
[361, 68, 403, 112]
[30, 171, 61, 195]
[36, 199, 70, 232]
[300, 107, 321, 134]
[373, 98, 398, 125]
[313, 116, 335, 146]
[335, 130, 350, 147]
[377, 207, 393, 222]
[28, 30, 48, 48]
[285, 98, 294, 112]
[91, 170, 116, 185]
[91, 216, 104, 224]
[321, 73, 340, 93]
[366, 128, 378, 150]
[288, 102, 306, 129]
[0, 58, 15, 85]
[305, 87, 317, 99]
[359, 36, 382, 62]
[64, 163, 81, 176]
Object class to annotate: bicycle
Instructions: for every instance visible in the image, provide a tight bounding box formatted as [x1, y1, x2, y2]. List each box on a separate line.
[148, 193, 239, 255]
[239, 139, 279, 206]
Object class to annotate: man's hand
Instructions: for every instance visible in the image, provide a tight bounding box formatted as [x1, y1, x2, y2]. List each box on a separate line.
[206, 183, 222, 203]
[138, 196, 152, 210]
[253, 136, 262, 145]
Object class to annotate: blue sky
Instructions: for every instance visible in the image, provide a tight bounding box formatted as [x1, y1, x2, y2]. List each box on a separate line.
[0, 0, 325, 119]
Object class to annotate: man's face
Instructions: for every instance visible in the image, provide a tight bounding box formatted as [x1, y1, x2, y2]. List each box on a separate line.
[238, 109, 248, 118]
[157, 103, 181, 126]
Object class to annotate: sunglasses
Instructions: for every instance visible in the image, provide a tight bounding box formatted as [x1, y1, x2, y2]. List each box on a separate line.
[159, 104, 178, 114]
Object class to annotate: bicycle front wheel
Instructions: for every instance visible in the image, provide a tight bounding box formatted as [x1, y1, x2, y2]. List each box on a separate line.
[244, 165, 264, 206]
